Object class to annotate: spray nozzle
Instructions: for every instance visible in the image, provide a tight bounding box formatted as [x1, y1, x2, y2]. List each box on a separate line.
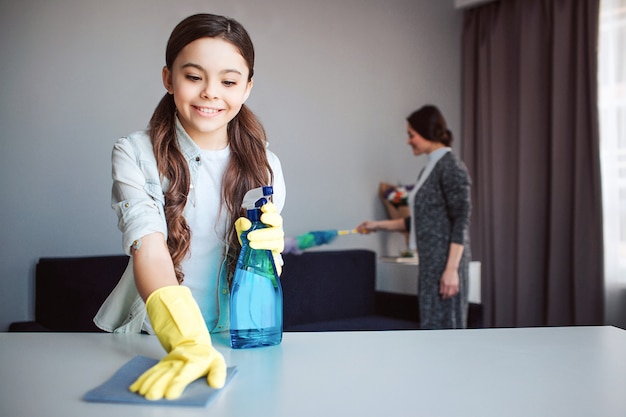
[242, 185, 273, 209]
[241, 186, 273, 222]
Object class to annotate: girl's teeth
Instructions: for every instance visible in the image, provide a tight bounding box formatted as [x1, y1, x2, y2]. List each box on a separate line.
[199, 107, 218, 113]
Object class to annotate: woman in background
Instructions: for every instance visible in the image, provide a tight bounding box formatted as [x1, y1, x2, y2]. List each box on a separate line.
[357, 105, 471, 329]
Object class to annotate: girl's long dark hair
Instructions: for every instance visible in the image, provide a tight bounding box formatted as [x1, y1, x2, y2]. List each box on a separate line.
[150, 14, 273, 284]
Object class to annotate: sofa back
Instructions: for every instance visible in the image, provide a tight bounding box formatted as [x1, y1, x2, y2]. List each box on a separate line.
[35, 255, 128, 331]
[26, 249, 378, 332]
[281, 250, 376, 327]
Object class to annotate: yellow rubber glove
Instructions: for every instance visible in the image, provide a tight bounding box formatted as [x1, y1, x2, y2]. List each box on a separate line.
[235, 202, 284, 275]
[129, 286, 227, 400]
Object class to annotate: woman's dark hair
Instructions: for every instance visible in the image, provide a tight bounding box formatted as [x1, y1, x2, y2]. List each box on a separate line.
[150, 13, 273, 284]
[407, 105, 453, 147]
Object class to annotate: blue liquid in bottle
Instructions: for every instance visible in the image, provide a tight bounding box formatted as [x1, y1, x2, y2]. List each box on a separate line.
[230, 188, 283, 349]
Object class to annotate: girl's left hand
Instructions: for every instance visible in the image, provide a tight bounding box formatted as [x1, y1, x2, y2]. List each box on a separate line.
[235, 202, 284, 275]
[439, 269, 460, 299]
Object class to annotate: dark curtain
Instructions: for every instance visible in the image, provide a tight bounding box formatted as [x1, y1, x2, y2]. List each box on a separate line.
[461, 0, 604, 327]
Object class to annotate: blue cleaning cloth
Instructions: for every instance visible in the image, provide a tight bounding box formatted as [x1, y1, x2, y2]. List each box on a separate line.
[83, 355, 237, 407]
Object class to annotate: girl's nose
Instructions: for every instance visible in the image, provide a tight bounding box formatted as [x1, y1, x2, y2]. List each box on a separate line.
[201, 81, 219, 99]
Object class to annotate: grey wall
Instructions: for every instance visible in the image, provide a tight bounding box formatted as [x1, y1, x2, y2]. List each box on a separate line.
[0, 0, 462, 331]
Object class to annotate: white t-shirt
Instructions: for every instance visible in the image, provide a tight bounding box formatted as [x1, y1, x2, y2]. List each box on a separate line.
[182, 145, 286, 330]
[181, 146, 230, 328]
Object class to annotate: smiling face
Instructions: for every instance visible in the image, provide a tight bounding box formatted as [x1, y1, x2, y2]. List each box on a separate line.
[407, 123, 429, 156]
[406, 122, 443, 156]
[162, 37, 253, 149]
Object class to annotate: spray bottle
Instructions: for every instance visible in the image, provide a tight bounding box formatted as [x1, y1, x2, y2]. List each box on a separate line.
[230, 185, 283, 349]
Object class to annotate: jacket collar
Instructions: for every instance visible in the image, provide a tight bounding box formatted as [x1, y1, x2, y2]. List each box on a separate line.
[174, 116, 202, 163]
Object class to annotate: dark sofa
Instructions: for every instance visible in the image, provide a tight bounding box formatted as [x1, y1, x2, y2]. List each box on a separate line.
[281, 250, 420, 331]
[9, 250, 422, 333]
[9, 255, 128, 332]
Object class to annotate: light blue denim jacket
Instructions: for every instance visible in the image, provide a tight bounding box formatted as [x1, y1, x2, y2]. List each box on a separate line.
[94, 119, 285, 334]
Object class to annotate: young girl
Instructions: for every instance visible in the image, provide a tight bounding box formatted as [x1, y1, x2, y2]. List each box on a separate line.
[94, 13, 286, 400]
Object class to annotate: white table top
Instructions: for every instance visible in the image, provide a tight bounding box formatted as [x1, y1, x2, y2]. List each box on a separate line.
[2, 326, 625, 417]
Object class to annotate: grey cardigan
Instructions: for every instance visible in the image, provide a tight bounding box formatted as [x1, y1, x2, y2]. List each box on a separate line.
[404, 151, 472, 268]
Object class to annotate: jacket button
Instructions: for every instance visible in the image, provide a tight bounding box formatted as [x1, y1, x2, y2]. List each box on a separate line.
[196, 156, 201, 162]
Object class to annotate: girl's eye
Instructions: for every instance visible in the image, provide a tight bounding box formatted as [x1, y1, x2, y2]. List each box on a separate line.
[186, 75, 201, 81]
[222, 80, 237, 87]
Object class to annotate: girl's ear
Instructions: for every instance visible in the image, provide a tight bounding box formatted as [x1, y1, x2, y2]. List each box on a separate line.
[242, 78, 253, 103]
[162, 66, 173, 94]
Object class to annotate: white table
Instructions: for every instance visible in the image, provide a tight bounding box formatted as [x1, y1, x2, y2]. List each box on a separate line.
[2, 327, 626, 417]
